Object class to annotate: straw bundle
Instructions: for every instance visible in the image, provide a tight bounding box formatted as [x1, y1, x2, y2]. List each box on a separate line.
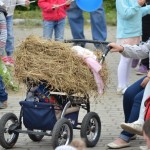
[15, 35, 108, 96]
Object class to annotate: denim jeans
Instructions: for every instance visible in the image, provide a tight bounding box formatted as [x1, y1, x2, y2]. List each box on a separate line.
[43, 18, 65, 41]
[67, 1, 107, 48]
[119, 77, 145, 142]
[6, 15, 14, 56]
[0, 76, 8, 102]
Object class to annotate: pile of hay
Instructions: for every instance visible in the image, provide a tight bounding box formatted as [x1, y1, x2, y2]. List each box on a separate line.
[15, 35, 108, 96]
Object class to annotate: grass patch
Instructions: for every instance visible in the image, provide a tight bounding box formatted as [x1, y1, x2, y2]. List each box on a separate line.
[14, 4, 117, 27]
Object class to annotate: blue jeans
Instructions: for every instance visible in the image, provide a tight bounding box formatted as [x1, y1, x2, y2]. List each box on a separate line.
[6, 15, 14, 56]
[43, 18, 65, 41]
[119, 77, 145, 142]
[67, 1, 107, 47]
[0, 76, 8, 102]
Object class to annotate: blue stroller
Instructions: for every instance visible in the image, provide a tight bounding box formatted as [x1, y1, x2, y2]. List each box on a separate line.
[0, 40, 110, 149]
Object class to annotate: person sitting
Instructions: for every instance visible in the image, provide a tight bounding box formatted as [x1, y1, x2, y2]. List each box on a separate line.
[120, 80, 150, 136]
[107, 39, 150, 148]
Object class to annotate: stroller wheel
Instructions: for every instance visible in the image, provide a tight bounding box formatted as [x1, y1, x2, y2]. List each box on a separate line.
[80, 112, 101, 147]
[28, 129, 45, 141]
[0, 113, 19, 149]
[52, 118, 73, 149]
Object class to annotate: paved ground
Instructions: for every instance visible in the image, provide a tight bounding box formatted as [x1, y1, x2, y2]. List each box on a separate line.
[0, 25, 146, 150]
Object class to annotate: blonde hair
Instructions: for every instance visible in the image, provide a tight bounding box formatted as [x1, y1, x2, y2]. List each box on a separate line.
[70, 138, 86, 150]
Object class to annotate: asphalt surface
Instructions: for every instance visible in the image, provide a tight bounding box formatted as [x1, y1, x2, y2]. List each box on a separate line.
[0, 25, 145, 150]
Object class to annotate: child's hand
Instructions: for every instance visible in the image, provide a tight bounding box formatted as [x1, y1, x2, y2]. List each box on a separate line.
[138, 0, 146, 6]
[108, 43, 124, 53]
[25, 0, 30, 6]
[52, 4, 59, 9]
[66, 0, 73, 5]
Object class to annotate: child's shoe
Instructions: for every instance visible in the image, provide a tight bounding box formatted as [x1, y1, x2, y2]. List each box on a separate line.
[0, 101, 7, 109]
[7, 56, 14, 67]
[1, 56, 14, 67]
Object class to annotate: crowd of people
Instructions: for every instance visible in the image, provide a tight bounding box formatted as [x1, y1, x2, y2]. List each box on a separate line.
[0, 0, 150, 149]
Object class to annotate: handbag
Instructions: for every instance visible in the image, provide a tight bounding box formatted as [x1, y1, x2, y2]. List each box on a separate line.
[20, 101, 57, 130]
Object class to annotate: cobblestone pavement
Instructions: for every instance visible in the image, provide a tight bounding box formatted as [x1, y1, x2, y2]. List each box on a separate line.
[0, 25, 146, 150]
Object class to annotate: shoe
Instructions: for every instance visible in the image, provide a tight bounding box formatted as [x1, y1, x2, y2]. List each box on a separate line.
[1, 56, 14, 67]
[132, 59, 139, 68]
[120, 122, 143, 136]
[140, 146, 150, 150]
[107, 142, 130, 149]
[136, 65, 148, 75]
[7, 56, 14, 67]
[1, 56, 9, 65]
[0, 101, 7, 109]
[117, 87, 127, 95]
[130, 135, 137, 140]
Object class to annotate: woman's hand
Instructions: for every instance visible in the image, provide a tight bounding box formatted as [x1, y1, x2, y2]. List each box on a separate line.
[108, 43, 124, 53]
[141, 75, 149, 87]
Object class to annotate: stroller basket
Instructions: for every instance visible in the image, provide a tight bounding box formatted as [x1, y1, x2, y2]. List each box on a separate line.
[20, 101, 57, 130]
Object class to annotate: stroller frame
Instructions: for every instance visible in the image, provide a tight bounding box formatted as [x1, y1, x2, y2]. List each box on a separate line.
[0, 39, 110, 149]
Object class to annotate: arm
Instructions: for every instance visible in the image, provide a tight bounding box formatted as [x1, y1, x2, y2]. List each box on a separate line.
[108, 40, 150, 59]
[38, 0, 54, 12]
[116, 0, 141, 19]
[141, 5, 150, 16]
[17, 0, 30, 6]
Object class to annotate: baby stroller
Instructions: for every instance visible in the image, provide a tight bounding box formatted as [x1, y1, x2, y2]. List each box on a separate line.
[0, 40, 110, 149]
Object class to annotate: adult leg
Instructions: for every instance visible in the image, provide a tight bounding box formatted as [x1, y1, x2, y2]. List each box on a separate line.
[43, 20, 54, 40]
[136, 81, 150, 124]
[108, 77, 145, 148]
[90, 4, 107, 48]
[6, 15, 14, 56]
[67, 1, 84, 40]
[54, 18, 65, 41]
[137, 15, 150, 74]
[123, 77, 145, 123]
[120, 80, 150, 136]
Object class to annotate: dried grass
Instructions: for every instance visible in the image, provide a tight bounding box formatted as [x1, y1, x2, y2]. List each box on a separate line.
[14, 35, 108, 96]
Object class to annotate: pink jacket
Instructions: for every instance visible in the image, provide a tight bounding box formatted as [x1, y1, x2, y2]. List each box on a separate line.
[38, 0, 70, 21]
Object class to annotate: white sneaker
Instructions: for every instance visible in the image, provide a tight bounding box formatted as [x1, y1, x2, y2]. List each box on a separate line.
[120, 122, 143, 136]
[139, 146, 149, 150]
[117, 87, 127, 95]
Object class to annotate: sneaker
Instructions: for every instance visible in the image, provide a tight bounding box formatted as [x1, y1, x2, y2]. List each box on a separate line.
[1, 56, 9, 65]
[0, 101, 7, 109]
[7, 56, 14, 67]
[117, 87, 127, 95]
[136, 65, 148, 75]
[130, 135, 137, 140]
[132, 59, 139, 68]
[120, 122, 143, 136]
[1, 56, 14, 67]
[140, 146, 150, 150]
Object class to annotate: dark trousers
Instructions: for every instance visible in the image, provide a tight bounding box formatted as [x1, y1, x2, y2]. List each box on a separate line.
[0, 76, 8, 101]
[120, 77, 145, 141]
